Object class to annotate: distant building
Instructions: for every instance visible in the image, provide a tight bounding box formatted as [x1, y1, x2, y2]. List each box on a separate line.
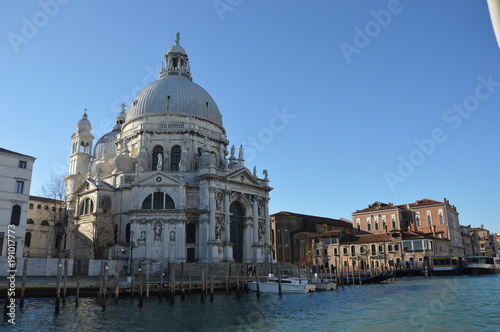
[311, 229, 449, 273]
[460, 225, 481, 257]
[471, 226, 496, 257]
[352, 198, 464, 256]
[25, 195, 66, 258]
[0, 147, 35, 258]
[270, 211, 353, 265]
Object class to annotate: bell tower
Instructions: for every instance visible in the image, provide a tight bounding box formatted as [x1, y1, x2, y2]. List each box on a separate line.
[66, 111, 94, 197]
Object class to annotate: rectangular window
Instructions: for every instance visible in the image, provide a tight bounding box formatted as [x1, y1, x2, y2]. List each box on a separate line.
[0, 232, 4, 255]
[37, 204, 42, 209]
[18, 161, 27, 168]
[29, 203, 34, 209]
[334, 248, 338, 255]
[45, 205, 49, 210]
[15, 181, 24, 193]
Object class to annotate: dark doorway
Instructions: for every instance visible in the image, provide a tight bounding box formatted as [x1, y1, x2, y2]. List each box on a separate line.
[187, 248, 195, 262]
[230, 202, 244, 262]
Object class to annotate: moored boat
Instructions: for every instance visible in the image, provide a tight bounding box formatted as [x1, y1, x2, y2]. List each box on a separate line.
[465, 256, 500, 275]
[247, 277, 316, 293]
[431, 256, 466, 275]
[310, 278, 336, 291]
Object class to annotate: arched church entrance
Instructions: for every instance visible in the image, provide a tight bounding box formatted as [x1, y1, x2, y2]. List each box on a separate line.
[230, 202, 244, 262]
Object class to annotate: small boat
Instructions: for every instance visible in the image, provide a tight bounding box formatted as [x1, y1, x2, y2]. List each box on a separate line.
[247, 276, 316, 293]
[310, 278, 336, 291]
[465, 256, 500, 275]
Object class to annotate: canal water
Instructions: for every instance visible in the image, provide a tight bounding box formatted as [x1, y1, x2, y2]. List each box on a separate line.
[3, 274, 499, 331]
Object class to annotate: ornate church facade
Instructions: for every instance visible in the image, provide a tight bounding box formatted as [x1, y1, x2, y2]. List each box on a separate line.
[66, 35, 272, 264]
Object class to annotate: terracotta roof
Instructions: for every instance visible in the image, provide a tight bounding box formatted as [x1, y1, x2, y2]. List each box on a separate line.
[29, 195, 64, 204]
[406, 198, 445, 208]
[401, 230, 447, 241]
[271, 211, 352, 228]
[0, 147, 35, 159]
[310, 231, 342, 239]
[340, 233, 394, 244]
[353, 202, 402, 214]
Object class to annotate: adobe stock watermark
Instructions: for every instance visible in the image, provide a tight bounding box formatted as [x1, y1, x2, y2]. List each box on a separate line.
[5, 225, 17, 324]
[239, 106, 296, 163]
[340, 0, 411, 64]
[213, 0, 243, 21]
[7, 0, 71, 54]
[384, 74, 500, 192]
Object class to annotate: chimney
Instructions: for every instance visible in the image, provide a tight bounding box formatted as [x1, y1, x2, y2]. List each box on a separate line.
[481, 224, 484, 229]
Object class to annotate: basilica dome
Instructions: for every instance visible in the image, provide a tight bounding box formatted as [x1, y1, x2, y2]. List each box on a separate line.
[124, 76, 222, 126]
[124, 37, 223, 127]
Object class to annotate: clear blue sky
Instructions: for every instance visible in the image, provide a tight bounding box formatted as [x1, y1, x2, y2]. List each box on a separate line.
[2, 1, 499, 233]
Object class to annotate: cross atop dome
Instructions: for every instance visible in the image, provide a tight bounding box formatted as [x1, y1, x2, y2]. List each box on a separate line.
[159, 33, 192, 80]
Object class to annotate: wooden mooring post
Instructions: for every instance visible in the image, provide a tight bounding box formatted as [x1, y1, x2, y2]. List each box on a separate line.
[103, 261, 109, 310]
[277, 264, 282, 296]
[19, 259, 28, 308]
[159, 261, 164, 300]
[55, 258, 62, 313]
[188, 264, 192, 295]
[200, 265, 205, 303]
[75, 275, 80, 308]
[169, 263, 176, 304]
[63, 259, 68, 304]
[146, 262, 150, 301]
[138, 264, 144, 308]
[180, 262, 185, 301]
[255, 264, 260, 297]
[225, 264, 229, 297]
[130, 265, 135, 301]
[210, 264, 214, 302]
[236, 264, 240, 299]
[115, 261, 120, 303]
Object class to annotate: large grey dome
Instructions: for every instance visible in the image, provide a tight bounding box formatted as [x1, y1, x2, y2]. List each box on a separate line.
[125, 76, 222, 126]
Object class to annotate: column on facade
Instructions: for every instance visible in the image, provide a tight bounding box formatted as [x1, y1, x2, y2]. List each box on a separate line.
[264, 197, 270, 245]
[224, 190, 230, 241]
[252, 197, 259, 245]
[176, 219, 186, 262]
[209, 187, 216, 242]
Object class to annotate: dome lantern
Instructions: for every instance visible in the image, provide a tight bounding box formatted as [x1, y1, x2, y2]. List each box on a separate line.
[159, 32, 191, 81]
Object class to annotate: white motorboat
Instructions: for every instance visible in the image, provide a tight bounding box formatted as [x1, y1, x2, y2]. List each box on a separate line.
[247, 277, 316, 293]
[310, 278, 336, 291]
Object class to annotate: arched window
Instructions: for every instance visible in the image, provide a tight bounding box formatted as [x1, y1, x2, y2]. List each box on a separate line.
[141, 192, 175, 209]
[10, 205, 21, 226]
[41, 220, 50, 226]
[25, 232, 31, 247]
[371, 244, 376, 255]
[367, 221, 372, 231]
[80, 198, 94, 215]
[170, 146, 181, 171]
[27, 219, 34, 225]
[439, 214, 444, 224]
[427, 214, 432, 226]
[186, 223, 196, 243]
[277, 229, 282, 245]
[152, 146, 164, 171]
[284, 229, 289, 245]
[351, 245, 356, 256]
[270, 229, 275, 244]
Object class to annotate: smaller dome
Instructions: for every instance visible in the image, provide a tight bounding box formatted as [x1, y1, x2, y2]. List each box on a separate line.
[76, 113, 91, 132]
[167, 44, 186, 54]
[93, 129, 120, 159]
